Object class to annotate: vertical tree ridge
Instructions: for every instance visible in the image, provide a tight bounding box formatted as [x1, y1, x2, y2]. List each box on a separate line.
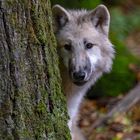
[0, 0, 70, 139]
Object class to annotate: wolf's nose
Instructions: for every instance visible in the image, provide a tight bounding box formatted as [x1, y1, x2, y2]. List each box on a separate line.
[73, 71, 86, 81]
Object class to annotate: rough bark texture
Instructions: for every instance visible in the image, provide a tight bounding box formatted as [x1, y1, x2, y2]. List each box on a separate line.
[0, 0, 70, 139]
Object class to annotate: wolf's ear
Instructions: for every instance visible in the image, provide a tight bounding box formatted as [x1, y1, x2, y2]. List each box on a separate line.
[52, 5, 70, 32]
[88, 5, 110, 35]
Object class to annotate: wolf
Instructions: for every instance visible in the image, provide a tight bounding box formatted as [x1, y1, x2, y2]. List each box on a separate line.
[52, 4, 115, 140]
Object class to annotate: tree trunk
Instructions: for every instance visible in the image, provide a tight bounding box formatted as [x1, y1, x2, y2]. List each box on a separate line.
[0, 0, 70, 139]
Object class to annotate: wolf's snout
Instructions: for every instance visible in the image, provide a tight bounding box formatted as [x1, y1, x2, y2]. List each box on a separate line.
[73, 71, 86, 81]
[69, 54, 92, 85]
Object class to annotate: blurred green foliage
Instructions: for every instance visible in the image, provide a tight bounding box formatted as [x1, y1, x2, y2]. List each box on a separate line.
[51, 0, 101, 9]
[51, 0, 140, 97]
[110, 8, 140, 41]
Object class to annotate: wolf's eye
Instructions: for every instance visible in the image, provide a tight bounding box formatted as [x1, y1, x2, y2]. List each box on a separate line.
[85, 43, 94, 49]
[64, 44, 72, 51]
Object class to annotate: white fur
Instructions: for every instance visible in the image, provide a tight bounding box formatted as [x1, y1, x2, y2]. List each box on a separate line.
[87, 46, 102, 68]
[53, 4, 115, 140]
[68, 90, 85, 130]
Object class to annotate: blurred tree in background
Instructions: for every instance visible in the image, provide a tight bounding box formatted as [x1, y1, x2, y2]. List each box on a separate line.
[51, 0, 140, 97]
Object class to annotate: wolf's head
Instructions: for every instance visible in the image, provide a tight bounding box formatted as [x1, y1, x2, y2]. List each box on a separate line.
[53, 5, 114, 86]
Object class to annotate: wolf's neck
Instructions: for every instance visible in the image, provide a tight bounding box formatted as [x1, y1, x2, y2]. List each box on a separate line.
[60, 63, 85, 117]
[60, 63, 102, 119]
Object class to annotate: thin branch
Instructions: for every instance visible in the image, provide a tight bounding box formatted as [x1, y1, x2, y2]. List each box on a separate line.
[87, 82, 140, 136]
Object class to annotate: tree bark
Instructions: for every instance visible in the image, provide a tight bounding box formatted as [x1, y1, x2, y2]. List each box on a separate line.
[0, 0, 70, 139]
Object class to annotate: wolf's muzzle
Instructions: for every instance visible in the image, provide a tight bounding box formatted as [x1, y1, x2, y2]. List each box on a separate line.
[73, 71, 86, 81]
[69, 55, 92, 86]
[72, 71, 87, 86]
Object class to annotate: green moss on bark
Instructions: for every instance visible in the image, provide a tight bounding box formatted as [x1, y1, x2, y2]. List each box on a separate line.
[0, 0, 70, 139]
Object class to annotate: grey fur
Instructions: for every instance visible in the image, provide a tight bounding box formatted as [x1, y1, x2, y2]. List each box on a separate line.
[53, 4, 115, 140]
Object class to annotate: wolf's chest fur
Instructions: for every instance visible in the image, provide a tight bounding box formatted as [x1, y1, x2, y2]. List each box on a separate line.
[53, 4, 114, 140]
